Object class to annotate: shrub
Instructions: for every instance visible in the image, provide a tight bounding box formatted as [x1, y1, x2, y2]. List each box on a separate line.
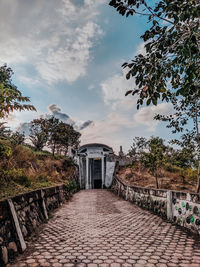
[34, 150, 51, 160]
[2, 168, 31, 187]
[53, 154, 65, 160]
[14, 174, 31, 187]
[0, 139, 12, 158]
[62, 158, 75, 171]
[184, 168, 198, 181]
[125, 173, 133, 180]
[37, 175, 49, 183]
[0, 143, 12, 158]
[12, 145, 37, 168]
[65, 179, 78, 194]
[164, 163, 182, 173]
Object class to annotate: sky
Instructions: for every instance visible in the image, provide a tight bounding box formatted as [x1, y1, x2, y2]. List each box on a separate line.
[0, 0, 175, 153]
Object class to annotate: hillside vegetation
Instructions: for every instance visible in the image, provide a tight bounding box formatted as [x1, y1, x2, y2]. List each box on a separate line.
[118, 165, 197, 192]
[0, 138, 77, 200]
[122, 136, 198, 193]
[0, 65, 81, 200]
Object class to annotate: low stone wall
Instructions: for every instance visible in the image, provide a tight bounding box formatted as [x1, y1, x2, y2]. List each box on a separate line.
[0, 184, 74, 266]
[111, 176, 200, 235]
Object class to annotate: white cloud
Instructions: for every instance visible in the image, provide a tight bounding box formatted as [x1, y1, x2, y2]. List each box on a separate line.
[134, 103, 174, 132]
[47, 104, 93, 131]
[135, 42, 146, 56]
[0, 110, 38, 131]
[80, 112, 137, 152]
[0, 0, 104, 83]
[18, 75, 41, 87]
[88, 84, 95, 90]
[80, 103, 174, 151]
[100, 42, 147, 110]
[100, 70, 136, 110]
[37, 22, 103, 83]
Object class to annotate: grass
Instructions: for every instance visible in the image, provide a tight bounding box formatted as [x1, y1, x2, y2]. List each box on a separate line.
[119, 165, 198, 192]
[0, 140, 77, 200]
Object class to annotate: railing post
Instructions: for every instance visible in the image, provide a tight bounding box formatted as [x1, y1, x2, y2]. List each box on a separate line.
[167, 190, 173, 221]
[101, 156, 104, 189]
[86, 156, 89, 189]
[118, 182, 121, 197]
[126, 186, 129, 201]
[41, 190, 48, 220]
[7, 199, 27, 252]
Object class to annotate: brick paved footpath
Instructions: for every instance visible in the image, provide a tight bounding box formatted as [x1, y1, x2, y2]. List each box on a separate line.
[10, 190, 200, 267]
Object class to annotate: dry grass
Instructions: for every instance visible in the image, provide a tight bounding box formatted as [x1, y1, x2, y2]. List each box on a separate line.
[0, 142, 77, 200]
[118, 166, 197, 192]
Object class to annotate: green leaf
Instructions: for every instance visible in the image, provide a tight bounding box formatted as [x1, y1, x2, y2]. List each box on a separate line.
[152, 98, 157, 105]
[147, 98, 151, 106]
[125, 90, 133, 96]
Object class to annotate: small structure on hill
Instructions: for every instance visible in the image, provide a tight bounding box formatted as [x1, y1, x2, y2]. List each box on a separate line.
[118, 145, 132, 167]
[77, 143, 115, 189]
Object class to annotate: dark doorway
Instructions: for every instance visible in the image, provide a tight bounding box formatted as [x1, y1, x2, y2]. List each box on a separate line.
[93, 159, 102, 189]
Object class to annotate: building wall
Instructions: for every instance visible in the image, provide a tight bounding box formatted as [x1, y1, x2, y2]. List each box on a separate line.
[78, 145, 114, 189]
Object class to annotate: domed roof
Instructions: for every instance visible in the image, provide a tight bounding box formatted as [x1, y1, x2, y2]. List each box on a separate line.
[78, 143, 113, 153]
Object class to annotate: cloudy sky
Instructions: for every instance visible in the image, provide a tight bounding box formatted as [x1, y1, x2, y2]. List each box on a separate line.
[0, 0, 175, 153]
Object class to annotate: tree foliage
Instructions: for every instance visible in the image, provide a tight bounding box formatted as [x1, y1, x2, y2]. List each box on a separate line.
[47, 117, 80, 155]
[110, 0, 200, 192]
[0, 142, 12, 159]
[10, 131, 25, 146]
[29, 116, 81, 156]
[129, 135, 198, 189]
[154, 94, 200, 191]
[128, 136, 147, 161]
[0, 65, 36, 118]
[30, 118, 49, 151]
[0, 122, 11, 139]
[109, 0, 200, 108]
[141, 137, 166, 188]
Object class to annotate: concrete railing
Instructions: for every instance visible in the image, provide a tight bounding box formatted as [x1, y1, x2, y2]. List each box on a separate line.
[0, 182, 77, 266]
[111, 176, 200, 235]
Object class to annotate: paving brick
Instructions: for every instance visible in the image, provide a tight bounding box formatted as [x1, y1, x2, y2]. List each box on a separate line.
[10, 190, 200, 267]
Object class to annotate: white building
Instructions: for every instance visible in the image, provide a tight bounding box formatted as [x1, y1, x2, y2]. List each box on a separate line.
[77, 143, 115, 189]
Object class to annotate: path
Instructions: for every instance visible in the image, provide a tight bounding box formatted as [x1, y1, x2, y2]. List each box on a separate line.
[11, 190, 200, 267]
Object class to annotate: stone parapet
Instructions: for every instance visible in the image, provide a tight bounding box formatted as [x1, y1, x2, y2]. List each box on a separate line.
[111, 176, 200, 235]
[0, 182, 76, 266]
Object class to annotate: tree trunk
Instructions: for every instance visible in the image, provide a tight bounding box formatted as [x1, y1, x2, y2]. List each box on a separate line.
[155, 172, 159, 189]
[181, 175, 185, 185]
[52, 143, 56, 156]
[196, 160, 200, 193]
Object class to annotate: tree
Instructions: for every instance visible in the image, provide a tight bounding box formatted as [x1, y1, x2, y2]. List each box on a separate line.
[109, 0, 200, 107]
[0, 122, 11, 139]
[47, 118, 81, 156]
[59, 123, 81, 155]
[29, 118, 49, 150]
[47, 117, 61, 155]
[128, 137, 147, 175]
[128, 137, 147, 161]
[29, 116, 81, 155]
[155, 95, 200, 192]
[10, 131, 25, 145]
[0, 64, 36, 118]
[171, 146, 197, 184]
[141, 137, 166, 188]
[110, 0, 200, 192]
[68, 126, 81, 150]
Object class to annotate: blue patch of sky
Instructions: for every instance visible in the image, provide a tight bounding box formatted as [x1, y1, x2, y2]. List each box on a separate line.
[3, 1, 186, 151]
